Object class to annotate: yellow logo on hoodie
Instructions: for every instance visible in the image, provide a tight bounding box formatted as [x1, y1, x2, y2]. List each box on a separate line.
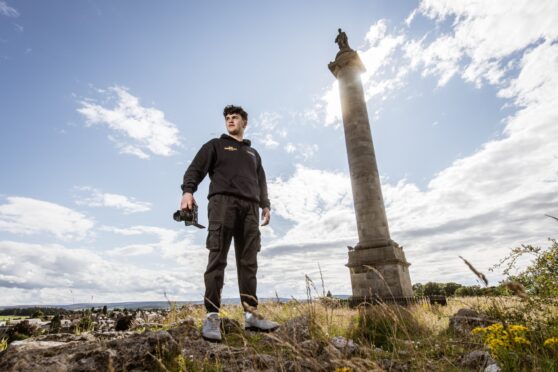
[224, 146, 238, 151]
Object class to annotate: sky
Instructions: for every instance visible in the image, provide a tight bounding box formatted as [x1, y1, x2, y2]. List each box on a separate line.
[0, 0, 557, 306]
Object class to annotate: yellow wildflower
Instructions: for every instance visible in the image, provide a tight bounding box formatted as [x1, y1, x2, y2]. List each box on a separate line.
[471, 323, 531, 355]
[544, 337, 558, 347]
[508, 325, 528, 333]
[471, 327, 487, 335]
[513, 337, 530, 345]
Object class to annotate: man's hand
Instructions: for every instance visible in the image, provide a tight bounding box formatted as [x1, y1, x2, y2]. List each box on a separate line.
[261, 207, 271, 226]
[180, 192, 196, 211]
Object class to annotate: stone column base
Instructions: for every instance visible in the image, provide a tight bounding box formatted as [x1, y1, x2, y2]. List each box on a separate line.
[346, 242, 413, 298]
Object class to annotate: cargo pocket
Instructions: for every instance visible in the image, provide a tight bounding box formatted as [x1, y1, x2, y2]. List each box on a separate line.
[256, 229, 262, 252]
[206, 223, 222, 251]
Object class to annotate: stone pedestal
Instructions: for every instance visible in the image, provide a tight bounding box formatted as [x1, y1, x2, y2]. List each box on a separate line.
[329, 46, 413, 300]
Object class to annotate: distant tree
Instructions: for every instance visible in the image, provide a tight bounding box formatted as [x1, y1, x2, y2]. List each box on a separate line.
[455, 285, 483, 297]
[50, 314, 61, 333]
[102, 305, 108, 315]
[412, 283, 425, 296]
[442, 282, 461, 296]
[31, 310, 44, 319]
[423, 282, 444, 296]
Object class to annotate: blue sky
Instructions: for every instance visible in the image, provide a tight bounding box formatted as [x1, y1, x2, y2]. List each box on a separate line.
[1, 0, 557, 306]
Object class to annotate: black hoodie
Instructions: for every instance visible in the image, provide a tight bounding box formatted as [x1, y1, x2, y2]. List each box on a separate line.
[181, 134, 271, 209]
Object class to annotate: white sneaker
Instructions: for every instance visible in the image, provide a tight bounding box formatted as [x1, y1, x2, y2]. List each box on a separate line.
[202, 312, 222, 341]
[244, 312, 279, 332]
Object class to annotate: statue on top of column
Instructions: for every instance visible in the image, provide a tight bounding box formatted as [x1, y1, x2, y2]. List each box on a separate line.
[335, 28, 351, 51]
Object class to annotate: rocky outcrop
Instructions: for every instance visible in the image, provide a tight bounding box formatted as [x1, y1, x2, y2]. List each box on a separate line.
[461, 350, 500, 371]
[449, 308, 493, 335]
[0, 319, 196, 372]
[0, 315, 383, 372]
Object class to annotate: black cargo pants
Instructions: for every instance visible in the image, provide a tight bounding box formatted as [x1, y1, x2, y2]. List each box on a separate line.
[204, 194, 261, 313]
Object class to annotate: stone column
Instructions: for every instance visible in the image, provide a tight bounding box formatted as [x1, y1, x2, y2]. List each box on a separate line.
[329, 35, 413, 299]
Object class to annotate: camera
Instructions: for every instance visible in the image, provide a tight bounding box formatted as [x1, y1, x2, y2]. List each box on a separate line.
[173, 205, 205, 229]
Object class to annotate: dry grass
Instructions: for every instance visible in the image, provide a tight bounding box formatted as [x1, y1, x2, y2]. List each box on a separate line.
[158, 294, 558, 371]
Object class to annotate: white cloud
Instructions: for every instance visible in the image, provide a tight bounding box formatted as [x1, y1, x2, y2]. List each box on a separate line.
[264, 144, 557, 290]
[404, 9, 417, 27]
[296, 144, 319, 161]
[269, 165, 353, 226]
[284, 143, 296, 154]
[259, 134, 280, 149]
[0, 1, 18, 17]
[251, 112, 284, 150]
[101, 224, 200, 263]
[365, 19, 388, 46]
[77, 86, 181, 159]
[73, 186, 151, 214]
[0, 197, 93, 241]
[253, 111, 281, 131]
[107, 244, 154, 256]
[498, 40, 558, 108]
[0, 240, 203, 306]
[282, 143, 319, 161]
[408, 0, 558, 87]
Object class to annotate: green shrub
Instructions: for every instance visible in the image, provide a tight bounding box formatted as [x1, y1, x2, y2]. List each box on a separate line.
[7, 320, 39, 343]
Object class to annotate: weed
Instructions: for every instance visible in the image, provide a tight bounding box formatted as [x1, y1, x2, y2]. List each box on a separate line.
[0, 337, 8, 352]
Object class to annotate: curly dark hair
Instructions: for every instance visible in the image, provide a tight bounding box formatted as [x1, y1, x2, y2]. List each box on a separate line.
[223, 105, 248, 121]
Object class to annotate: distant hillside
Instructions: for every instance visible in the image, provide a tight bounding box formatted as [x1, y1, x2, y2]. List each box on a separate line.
[0, 296, 344, 311]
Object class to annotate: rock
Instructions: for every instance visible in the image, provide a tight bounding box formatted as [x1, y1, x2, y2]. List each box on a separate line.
[51, 332, 98, 343]
[8, 340, 67, 351]
[131, 317, 145, 329]
[283, 357, 325, 372]
[377, 358, 410, 372]
[146, 312, 164, 323]
[461, 350, 497, 369]
[221, 317, 243, 335]
[449, 308, 492, 335]
[485, 363, 502, 372]
[95, 331, 136, 341]
[298, 340, 320, 356]
[254, 354, 275, 369]
[0, 329, 181, 371]
[319, 343, 342, 360]
[330, 336, 358, 356]
[167, 318, 199, 343]
[115, 315, 134, 331]
[275, 316, 312, 343]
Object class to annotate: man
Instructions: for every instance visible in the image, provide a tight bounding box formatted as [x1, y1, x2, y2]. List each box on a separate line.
[180, 105, 279, 341]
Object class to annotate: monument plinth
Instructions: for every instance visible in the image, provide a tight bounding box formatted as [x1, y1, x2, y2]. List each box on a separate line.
[329, 29, 413, 300]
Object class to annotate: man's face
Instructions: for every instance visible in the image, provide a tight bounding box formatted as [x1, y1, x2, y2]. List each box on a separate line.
[225, 113, 246, 136]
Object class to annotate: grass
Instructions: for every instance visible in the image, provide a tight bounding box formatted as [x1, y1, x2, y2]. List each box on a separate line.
[0, 315, 29, 321]
[1, 295, 554, 370]
[155, 295, 558, 371]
